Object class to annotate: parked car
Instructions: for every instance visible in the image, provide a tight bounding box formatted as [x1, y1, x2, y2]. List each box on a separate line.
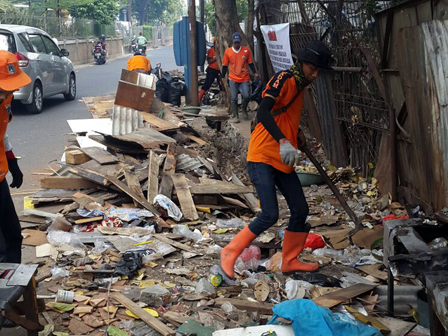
[0, 25, 76, 114]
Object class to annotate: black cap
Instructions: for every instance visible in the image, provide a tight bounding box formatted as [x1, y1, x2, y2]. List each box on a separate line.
[294, 40, 334, 70]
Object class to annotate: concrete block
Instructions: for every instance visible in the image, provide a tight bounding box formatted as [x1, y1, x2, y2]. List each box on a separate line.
[139, 284, 170, 307]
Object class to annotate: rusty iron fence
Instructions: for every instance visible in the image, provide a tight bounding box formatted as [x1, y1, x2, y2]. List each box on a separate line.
[259, 0, 391, 174]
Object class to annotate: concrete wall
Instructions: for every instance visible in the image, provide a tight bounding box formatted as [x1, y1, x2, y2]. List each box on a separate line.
[57, 37, 124, 66]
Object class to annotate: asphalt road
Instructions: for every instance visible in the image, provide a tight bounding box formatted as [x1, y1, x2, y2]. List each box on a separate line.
[7, 45, 181, 191]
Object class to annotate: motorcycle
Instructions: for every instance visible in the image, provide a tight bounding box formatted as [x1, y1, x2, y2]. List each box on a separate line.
[137, 44, 146, 56]
[92, 41, 106, 65]
[130, 37, 138, 53]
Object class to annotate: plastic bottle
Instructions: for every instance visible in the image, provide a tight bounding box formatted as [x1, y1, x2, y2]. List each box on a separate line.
[238, 245, 261, 262]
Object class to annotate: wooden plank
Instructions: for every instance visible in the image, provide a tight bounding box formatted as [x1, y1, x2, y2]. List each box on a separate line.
[80, 147, 119, 165]
[231, 173, 259, 213]
[140, 112, 179, 132]
[151, 97, 184, 127]
[98, 128, 175, 150]
[153, 233, 194, 252]
[124, 170, 145, 207]
[159, 173, 174, 198]
[104, 176, 168, 228]
[163, 143, 177, 172]
[185, 133, 208, 146]
[111, 293, 175, 336]
[65, 150, 91, 165]
[68, 167, 108, 187]
[147, 151, 160, 203]
[356, 264, 388, 281]
[312, 284, 377, 308]
[214, 298, 274, 315]
[74, 216, 103, 225]
[115, 80, 155, 112]
[171, 174, 198, 221]
[40, 176, 97, 190]
[189, 178, 253, 195]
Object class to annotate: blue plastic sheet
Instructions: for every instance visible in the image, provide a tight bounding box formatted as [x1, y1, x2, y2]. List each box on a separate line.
[268, 299, 382, 336]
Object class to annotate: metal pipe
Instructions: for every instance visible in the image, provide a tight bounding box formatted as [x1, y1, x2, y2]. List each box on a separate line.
[302, 145, 363, 234]
[188, 0, 199, 106]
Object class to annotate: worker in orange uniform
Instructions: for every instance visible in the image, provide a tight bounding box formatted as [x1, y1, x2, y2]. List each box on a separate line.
[220, 41, 334, 278]
[0, 51, 31, 265]
[221, 32, 259, 123]
[126, 51, 152, 74]
[198, 38, 222, 104]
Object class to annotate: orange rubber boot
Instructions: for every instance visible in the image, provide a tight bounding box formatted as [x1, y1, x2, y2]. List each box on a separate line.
[198, 89, 206, 104]
[281, 230, 319, 274]
[220, 226, 257, 278]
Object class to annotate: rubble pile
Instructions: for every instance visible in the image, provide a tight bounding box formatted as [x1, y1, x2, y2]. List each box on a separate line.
[18, 90, 441, 335]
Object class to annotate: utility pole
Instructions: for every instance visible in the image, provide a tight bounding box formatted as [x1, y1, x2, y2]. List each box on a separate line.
[188, 0, 198, 106]
[199, 0, 205, 73]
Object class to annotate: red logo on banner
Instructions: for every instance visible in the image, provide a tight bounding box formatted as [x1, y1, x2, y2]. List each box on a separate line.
[267, 29, 277, 41]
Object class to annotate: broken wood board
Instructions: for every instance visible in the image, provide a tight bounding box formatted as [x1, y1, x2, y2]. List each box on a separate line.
[171, 174, 199, 221]
[163, 143, 177, 173]
[115, 80, 155, 112]
[147, 151, 159, 203]
[185, 133, 208, 146]
[189, 178, 253, 195]
[140, 112, 179, 132]
[23, 209, 62, 221]
[124, 170, 145, 206]
[65, 150, 91, 165]
[312, 284, 377, 308]
[153, 234, 194, 252]
[376, 317, 416, 336]
[98, 226, 155, 236]
[104, 176, 169, 228]
[82, 94, 115, 119]
[108, 235, 176, 255]
[80, 147, 119, 165]
[96, 128, 175, 150]
[151, 97, 184, 127]
[356, 264, 388, 281]
[214, 298, 274, 315]
[111, 292, 176, 336]
[74, 216, 103, 225]
[40, 176, 97, 190]
[231, 173, 259, 213]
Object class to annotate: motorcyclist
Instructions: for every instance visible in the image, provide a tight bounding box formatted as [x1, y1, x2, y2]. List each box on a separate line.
[136, 32, 147, 55]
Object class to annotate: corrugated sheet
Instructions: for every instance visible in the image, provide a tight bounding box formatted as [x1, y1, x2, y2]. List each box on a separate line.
[112, 105, 144, 135]
[374, 285, 421, 315]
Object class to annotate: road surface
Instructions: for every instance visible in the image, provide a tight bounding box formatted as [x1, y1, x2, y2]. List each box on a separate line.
[7, 45, 181, 192]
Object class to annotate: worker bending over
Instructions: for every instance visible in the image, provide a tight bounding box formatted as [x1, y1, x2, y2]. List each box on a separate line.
[221, 41, 334, 278]
[127, 51, 152, 74]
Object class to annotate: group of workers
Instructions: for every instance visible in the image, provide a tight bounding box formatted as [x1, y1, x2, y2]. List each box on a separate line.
[0, 33, 333, 310]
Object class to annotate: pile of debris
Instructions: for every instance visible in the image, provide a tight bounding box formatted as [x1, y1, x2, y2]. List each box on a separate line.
[17, 71, 443, 336]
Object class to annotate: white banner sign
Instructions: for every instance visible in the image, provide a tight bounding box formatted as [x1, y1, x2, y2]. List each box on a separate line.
[260, 23, 293, 73]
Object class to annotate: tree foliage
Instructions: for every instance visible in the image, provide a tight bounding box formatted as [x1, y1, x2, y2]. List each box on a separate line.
[70, 0, 120, 25]
[133, 0, 183, 26]
[204, 0, 247, 36]
[0, 0, 18, 14]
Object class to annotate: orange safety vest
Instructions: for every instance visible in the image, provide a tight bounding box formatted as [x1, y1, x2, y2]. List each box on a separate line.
[0, 95, 13, 182]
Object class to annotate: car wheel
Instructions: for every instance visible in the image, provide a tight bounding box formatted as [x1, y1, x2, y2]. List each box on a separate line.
[64, 74, 76, 101]
[25, 82, 43, 114]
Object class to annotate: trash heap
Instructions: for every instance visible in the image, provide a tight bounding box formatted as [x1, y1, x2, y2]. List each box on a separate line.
[19, 92, 437, 335]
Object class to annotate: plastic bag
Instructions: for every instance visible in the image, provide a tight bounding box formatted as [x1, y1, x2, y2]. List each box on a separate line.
[304, 233, 326, 250]
[216, 218, 244, 228]
[108, 207, 153, 221]
[114, 250, 152, 277]
[90, 240, 112, 254]
[155, 78, 170, 102]
[173, 225, 203, 242]
[153, 194, 183, 221]
[250, 78, 264, 103]
[47, 230, 86, 249]
[206, 244, 222, 256]
[51, 267, 70, 280]
[169, 81, 185, 107]
[428, 237, 448, 250]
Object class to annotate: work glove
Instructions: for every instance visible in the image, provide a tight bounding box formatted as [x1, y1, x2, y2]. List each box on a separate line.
[7, 158, 23, 188]
[279, 140, 300, 167]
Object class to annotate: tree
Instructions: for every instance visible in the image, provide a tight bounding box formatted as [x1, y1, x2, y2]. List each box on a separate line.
[70, 0, 120, 25]
[0, 0, 19, 14]
[133, 0, 183, 26]
[204, 0, 247, 37]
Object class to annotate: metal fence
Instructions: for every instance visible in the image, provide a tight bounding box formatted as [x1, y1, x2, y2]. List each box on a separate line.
[0, 14, 115, 38]
[261, 0, 392, 173]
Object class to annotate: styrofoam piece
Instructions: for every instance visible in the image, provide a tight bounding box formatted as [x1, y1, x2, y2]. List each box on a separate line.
[212, 325, 294, 336]
[67, 118, 112, 134]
